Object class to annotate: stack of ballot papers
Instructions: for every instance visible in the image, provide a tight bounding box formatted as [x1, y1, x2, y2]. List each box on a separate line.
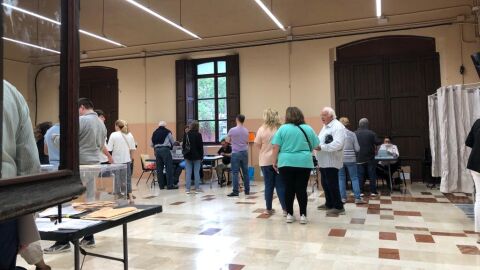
[35, 218, 102, 231]
[72, 201, 117, 211]
[82, 207, 137, 220]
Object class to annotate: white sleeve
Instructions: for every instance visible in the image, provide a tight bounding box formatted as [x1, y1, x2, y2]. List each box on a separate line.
[107, 133, 115, 151]
[321, 125, 345, 152]
[128, 134, 136, 150]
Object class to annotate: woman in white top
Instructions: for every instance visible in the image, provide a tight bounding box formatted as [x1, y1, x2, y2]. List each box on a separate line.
[107, 120, 136, 202]
[254, 108, 286, 216]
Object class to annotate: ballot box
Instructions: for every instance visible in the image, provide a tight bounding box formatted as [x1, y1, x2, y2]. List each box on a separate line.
[76, 164, 128, 202]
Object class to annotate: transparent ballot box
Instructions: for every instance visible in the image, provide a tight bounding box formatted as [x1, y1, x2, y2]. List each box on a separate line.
[77, 164, 128, 202]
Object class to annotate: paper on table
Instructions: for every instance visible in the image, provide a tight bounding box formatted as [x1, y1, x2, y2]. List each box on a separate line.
[56, 219, 102, 230]
[35, 218, 59, 232]
[39, 205, 85, 218]
[82, 207, 137, 220]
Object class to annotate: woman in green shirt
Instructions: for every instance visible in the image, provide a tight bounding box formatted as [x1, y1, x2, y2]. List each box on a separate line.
[272, 107, 319, 224]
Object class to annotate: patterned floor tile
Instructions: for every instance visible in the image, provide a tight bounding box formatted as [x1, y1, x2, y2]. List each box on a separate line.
[379, 232, 397, 241]
[378, 248, 400, 260]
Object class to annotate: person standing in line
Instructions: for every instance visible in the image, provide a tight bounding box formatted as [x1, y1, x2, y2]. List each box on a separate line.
[227, 114, 250, 197]
[35, 121, 52, 165]
[315, 107, 346, 215]
[271, 107, 319, 224]
[355, 118, 382, 197]
[151, 121, 176, 189]
[255, 108, 287, 216]
[95, 109, 113, 165]
[1, 80, 51, 269]
[44, 122, 61, 169]
[337, 117, 365, 204]
[466, 118, 480, 244]
[183, 121, 204, 194]
[107, 120, 137, 202]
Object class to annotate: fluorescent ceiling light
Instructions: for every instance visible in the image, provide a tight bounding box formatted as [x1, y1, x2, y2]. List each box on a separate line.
[124, 0, 201, 39]
[254, 0, 285, 31]
[2, 3, 126, 47]
[376, 0, 382, 17]
[3, 37, 60, 54]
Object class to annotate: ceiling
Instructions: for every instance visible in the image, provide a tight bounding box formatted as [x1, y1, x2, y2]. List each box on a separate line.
[2, 0, 476, 63]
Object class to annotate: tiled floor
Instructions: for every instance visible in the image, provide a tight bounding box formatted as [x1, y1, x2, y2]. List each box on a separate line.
[17, 180, 480, 270]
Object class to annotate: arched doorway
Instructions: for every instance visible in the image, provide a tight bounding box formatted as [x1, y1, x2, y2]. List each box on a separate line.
[334, 36, 441, 180]
[80, 66, 119, 136]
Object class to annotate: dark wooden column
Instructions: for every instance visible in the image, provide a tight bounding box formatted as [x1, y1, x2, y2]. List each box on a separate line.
[59, 0, 80, 173]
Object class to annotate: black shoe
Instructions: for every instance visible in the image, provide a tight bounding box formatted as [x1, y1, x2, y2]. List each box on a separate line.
[167, 186, 179, 190]
[227, 192, 239, 197]
[245, 191, 250, 195]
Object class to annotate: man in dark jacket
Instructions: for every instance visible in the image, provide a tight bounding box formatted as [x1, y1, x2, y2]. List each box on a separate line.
[466, 118, 480, 244]
[151, 121, 177, 189]
[355, 118, 382, 196]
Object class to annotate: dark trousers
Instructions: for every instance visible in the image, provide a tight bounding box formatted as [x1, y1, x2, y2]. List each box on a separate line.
[172, 161, 183, 185]
[0, 220, 18, 270]
[279, 166, 310, 216]
[357, 160, 378, 193]
[155, 147, 174, 188]
[262, 166, 286, 211]
[320, 167, 344, 210]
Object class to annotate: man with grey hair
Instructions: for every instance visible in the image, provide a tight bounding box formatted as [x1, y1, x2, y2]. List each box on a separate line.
[355, 118, 381, 197]
[151, 121, 177, 189]
[315, 107, 346, 215]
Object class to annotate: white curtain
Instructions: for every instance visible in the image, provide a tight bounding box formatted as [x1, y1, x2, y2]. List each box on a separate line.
[428, 85, 480, 193]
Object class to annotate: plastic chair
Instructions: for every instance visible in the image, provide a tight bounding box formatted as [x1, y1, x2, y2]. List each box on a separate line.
[136, 154, 156, 186]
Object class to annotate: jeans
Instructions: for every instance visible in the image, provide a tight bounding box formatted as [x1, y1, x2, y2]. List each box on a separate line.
[279, 167, 310, 216]
[262, 166, 286, 211]
[172, 160, 184, 185]
[231, 151, 250, 194]
[339, 162, 362, 200]
[320, 167, 343, 210]
[357, 160, 378, 194]
[185, 159, 202, 191]
[155, 147, 174, 188]
[215, 163, 229, 181]
[0, 219, 18, 269]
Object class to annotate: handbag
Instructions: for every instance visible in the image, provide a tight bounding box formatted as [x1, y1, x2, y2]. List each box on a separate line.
[182, 133, 191, 155]
[297, 125, 316, 165]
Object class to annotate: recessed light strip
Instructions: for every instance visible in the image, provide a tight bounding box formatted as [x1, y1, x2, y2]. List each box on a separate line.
[2, 3, 125, 47]
[124, 0, 201, 39]
[253, 0, 286, 31]
[376, 0, 382, 17]
[3, 37, 60, 54]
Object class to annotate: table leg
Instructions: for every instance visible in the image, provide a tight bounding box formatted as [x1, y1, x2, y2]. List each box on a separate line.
[388, 164, 392, 193]
[123, 223, 128, 270]
[73, 239, 80, 270]
[210, 160, 217, 189]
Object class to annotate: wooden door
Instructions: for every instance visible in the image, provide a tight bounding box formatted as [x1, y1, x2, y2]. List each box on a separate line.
[80, 66, 118, 137]
[335, 36, 441, 180]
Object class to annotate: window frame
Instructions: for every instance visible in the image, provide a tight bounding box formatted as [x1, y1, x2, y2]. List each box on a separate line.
[194, 57, 228, 144]
[0, 0, 84, 221]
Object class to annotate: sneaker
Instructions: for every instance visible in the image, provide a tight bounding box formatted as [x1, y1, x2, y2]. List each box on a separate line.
[355, 199, 367, 204]
[286, 214, 296, 223]
[370, 193, 379, 198]
[186, 190, 191, 194]
[43, 243, 70, 254]
[300, 215, 308, 224]
[341, 198, 347, 203]
[283, 210, 288, 217]
[327, 208, 346, 215]
[227, 192, 239, 197]
[80, 238, 95, 248]
[317, 204, 331, 210]
[263, 209, 274, 215]
[360, 193, 365, 197]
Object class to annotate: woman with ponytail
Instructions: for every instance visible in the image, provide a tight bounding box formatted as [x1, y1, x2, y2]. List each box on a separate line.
[107, 120, 137, 202]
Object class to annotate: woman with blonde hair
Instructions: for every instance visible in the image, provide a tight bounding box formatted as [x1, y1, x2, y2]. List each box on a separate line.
[107, 120, 136, 202]
[255, 109, 286, 216]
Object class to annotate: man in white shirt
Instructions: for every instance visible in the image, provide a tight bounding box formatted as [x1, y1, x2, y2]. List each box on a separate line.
[315, 107, 346, 215]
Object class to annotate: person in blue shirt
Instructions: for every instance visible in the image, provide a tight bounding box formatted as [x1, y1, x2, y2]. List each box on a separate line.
[44, 123, 60, 169]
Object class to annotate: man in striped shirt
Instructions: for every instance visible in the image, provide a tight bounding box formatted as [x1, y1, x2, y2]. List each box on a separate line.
[315, 107, 346, 215]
